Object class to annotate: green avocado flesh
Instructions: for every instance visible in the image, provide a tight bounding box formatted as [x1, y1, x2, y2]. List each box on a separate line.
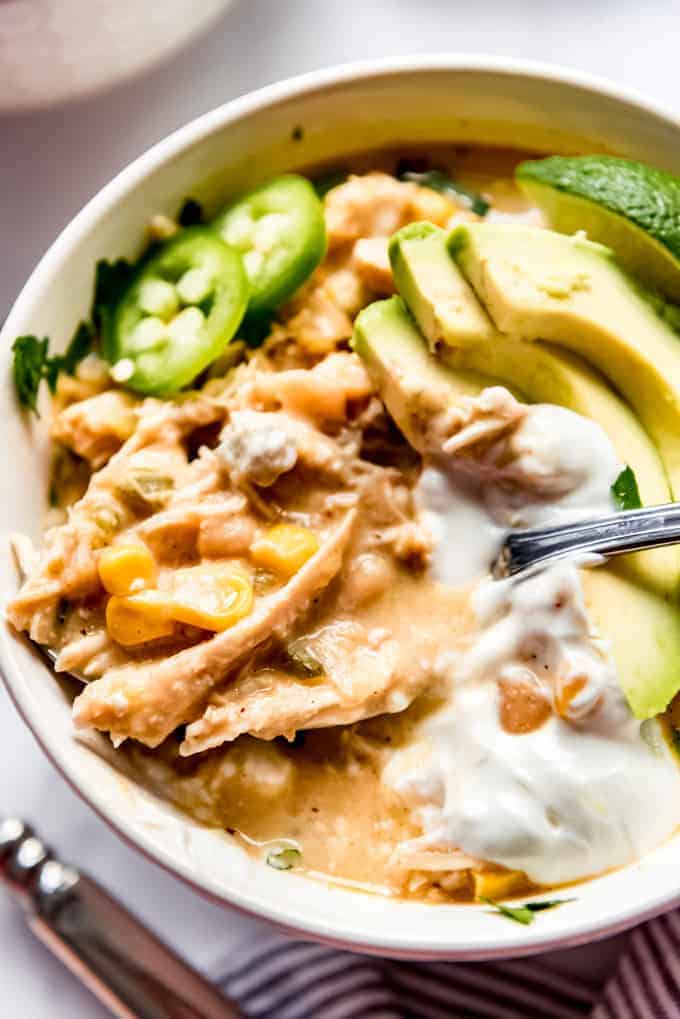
[451, 222, 680, 506]
[388, 223, 678, 596]
[516, 155, 680, 301]
[352, 297, 490, 454]
[581, 568, 680, 719]
[388, 222, 497, 348]
[352, 266, 680, 720]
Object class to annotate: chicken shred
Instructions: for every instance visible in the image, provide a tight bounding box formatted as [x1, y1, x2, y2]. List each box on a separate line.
[182, 620, 428, 753]
[51, 390, 140, 468]
[71, 511, 357, 747]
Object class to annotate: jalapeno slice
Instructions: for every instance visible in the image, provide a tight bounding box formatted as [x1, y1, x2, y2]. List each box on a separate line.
[212, 175, 326, 319]
[105, 228, 248, 396]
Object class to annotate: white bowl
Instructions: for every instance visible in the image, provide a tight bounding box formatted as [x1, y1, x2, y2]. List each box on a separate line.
[3, 56, 680, 960]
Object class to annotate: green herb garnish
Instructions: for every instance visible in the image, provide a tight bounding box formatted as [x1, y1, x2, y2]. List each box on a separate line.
[178, 198, 204, 227]
[266, 846, 301, 871]
[92, 257, 137, 329]
[116, 470, 174, 513]
[60, 321, 95, 375]
[398, 168, 490, 216]
[282, 641, 324, 678]
[481, 897, 576, 925]
[611, 466, 642, 510]
[12, 321, 94, 415]
[238, 314, 273, 349]
[12, 336, 50, 413]
[313, 169, 348, 197]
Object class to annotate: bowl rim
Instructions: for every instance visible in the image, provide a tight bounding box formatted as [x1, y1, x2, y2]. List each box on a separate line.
[4, 53, 680, 960]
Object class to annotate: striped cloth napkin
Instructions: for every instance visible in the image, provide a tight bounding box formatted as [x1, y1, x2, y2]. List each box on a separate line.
[215, 913, 680, 1019]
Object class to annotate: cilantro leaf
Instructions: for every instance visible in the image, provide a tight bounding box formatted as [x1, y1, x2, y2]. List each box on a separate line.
[238, 314, 273, 348]
[91, 257, 138, 358]
[398, 168, 490, 216]
[313, 169, 348, 197]
[11, 322, 94, 415]
[12, 335, 50, 413]
[611, 466, 642, 511]
[481, 897, 576, 925]
[523, 898, 577, 913]
[91, 258, 137, 324]
[61, 321, 95, 375]
[178, 198, 204, 226]
[265, 846, 301, 871]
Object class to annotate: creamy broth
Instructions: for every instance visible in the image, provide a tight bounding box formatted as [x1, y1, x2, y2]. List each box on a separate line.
[129, 556, 481, 900]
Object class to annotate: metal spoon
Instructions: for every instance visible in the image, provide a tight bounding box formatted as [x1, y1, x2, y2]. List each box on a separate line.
[0, 818, 243, 1018]
[494, 501, 680, 578]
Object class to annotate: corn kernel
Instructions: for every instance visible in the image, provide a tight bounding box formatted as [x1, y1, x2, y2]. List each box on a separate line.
[105, 566, 254, 644]
[250, 525, 319, 578]
[473, 869, 528, 901]
[106, 592, 175, 646]
[168, 565, 253, 631]
[98, 544, 157, 596]
[555, 675, 587, 719]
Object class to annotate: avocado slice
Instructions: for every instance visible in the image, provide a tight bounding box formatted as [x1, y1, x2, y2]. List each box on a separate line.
[388, 222, 496, 348]
[351, 296, 491, 454]
[581, 568, 680, 718]
[351, 295, 680, 718]
[389, 223, 678, 595]
[450, 222, 680, 500]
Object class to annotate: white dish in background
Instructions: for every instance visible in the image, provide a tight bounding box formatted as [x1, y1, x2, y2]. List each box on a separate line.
[2, 56, 680, 959]
[0, 0, 233, 112]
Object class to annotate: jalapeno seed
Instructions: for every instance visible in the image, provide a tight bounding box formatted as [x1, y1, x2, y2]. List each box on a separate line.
[176, 267, 213, 305]
[138, 279, 179, 320]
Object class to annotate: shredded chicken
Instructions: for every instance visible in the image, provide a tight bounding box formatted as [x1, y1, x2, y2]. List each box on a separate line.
[352, 237, 395, 295]
[217, 409, 352, 489]
[7, 394, 224, 642]
[53, 353, 112, 410]
[51, 390, 139, 468]
[244, 352, 373, 424]
[182, 620, 427, 753]
[325, 173, 456, 250]
[71, 511, 357, 746]
[440, 386, 527, 459]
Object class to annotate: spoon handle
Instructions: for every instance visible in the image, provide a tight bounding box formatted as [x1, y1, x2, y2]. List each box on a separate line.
[0, 819, 243, 1019]
[495, 502, 680, 578]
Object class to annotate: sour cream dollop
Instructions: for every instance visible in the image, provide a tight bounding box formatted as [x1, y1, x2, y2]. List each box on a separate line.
[386, 678, 680, 885]
[389, 388, 680, 886]
[417, 398, 622, 587]
[385, 563, 680, 885]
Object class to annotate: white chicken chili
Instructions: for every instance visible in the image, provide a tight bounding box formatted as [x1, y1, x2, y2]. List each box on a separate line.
[8, 145, 680, 905]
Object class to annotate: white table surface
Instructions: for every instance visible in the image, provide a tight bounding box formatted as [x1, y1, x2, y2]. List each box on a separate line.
[1, 0, 678, 1012]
